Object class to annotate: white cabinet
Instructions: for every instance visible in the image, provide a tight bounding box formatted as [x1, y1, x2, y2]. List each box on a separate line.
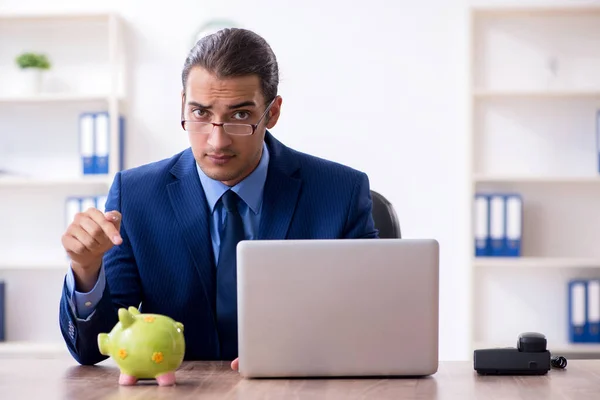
[469, 4, 600, 359]
[0, 13, 126, 356]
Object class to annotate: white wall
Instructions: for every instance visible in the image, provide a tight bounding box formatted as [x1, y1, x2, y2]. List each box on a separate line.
[1, 0, 472, 360]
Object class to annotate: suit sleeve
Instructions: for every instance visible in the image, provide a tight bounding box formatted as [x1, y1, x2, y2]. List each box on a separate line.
[343, 172, 379, 239]
[59, 171, 143, 365]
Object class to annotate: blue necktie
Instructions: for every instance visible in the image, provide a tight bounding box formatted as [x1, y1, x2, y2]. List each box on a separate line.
[216, 190, 245, 360]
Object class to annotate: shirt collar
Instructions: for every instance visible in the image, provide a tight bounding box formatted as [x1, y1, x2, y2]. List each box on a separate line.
[196, 142, 270, 215]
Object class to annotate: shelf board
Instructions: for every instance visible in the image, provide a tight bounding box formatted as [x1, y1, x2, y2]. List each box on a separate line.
[0, 12, 114, 22]
[473, 89, 600, 99]
[474, 342, 600, 355]
[474, 257, 600, 269]
[0, 342, 68, 357]
[471, 5, 600, 16]
[473, 175, 600, 184]
[0, 93, 112, 104]
[0, 175, 111, 187]
[0, 260, 67, 270]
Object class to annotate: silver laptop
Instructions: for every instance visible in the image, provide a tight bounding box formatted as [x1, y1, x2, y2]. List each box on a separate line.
[236, 238, 439, 378]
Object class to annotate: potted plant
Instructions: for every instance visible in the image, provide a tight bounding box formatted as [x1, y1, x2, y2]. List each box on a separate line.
[15, 52, 51, 94]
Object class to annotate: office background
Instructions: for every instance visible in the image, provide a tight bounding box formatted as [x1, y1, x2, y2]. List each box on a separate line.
[1, 0, 599, 361]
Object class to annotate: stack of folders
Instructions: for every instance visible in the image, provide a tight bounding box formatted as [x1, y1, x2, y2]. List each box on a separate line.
[0, 281, 4, 341]
[65, 195, 108, 229]
[569, 279, 600, 343]
[79, 112, 125, 175]
[473, 193, 523, 257]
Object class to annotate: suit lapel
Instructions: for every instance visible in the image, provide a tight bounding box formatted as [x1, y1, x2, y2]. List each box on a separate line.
[167, 150, 216, 324]
[258, 133, 302, 240]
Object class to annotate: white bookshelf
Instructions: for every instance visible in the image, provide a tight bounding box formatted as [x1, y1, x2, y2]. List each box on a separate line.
[0, 13, 126, 355]
[469, 5, 600, 359]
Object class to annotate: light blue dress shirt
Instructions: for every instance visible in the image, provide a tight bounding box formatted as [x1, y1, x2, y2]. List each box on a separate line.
[65, 143, 270, 319]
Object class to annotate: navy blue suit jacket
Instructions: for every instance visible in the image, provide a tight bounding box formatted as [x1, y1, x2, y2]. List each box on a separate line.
[59, 132, 378, 365]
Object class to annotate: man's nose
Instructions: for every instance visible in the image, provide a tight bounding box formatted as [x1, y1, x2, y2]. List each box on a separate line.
[206, 124, 232, 150]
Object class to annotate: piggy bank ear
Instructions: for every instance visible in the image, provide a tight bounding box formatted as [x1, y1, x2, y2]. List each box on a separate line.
[118, 308, 135, 328]
[175, 322, 184, 333]
[128, 306, 140, 315]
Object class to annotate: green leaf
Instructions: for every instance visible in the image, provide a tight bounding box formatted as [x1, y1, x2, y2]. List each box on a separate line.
[15, 52, 51, 70]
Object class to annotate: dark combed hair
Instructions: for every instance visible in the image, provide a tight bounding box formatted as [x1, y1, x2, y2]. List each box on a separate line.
[182, 28, 279, 103]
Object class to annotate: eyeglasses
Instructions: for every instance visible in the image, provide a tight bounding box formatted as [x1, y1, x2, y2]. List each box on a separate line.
[181, 98, 276, 136]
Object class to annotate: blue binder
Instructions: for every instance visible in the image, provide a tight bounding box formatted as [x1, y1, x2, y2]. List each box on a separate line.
[96, 195, 108, 213]
[0, 281, 4, 341]
[474, 194, 490, 256]
[65, 197, 81, 229]
[504, 194, 522, 257]
[79, 113, 95, 175]
[94, 112, 110, 175]
[93, 112, 125, 174]
[569, 280, 588, 343]
[488, 194, 505, 257]
[588, 280, 600, 343]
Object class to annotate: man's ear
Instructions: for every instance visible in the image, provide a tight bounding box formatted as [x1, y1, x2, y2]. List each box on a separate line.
[266, 96, 283, 129]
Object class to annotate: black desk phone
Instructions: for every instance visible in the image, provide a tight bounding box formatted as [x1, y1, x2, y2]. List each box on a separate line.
[474, 332, 567, 375]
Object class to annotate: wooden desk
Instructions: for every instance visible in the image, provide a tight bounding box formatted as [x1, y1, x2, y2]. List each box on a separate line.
[2, 355, 600, 399]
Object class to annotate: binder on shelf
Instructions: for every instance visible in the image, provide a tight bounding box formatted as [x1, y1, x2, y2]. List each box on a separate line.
[79, 113, 95, 175]
[0, 281, 4, 342]
[92, 112, 125, 175]
[474, 194, 490, 257]
[489, 194, 505, 257]
[96, 195, 108, 213]
[65, 197, 81, 228]
[568, 280, 588, 343]
[94, 112, 110, 175]
[81, 197, 96, 213]
[504, 194, 522, 257]
[588, 280, 600, 343]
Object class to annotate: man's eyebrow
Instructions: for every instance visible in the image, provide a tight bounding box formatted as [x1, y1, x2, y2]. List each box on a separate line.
[228, 101, 256, 109]
[187, 101, 210, 109]
[186, 100, 256, 109]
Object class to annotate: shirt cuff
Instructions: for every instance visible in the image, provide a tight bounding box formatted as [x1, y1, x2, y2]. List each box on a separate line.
[65, 262, 106, 320]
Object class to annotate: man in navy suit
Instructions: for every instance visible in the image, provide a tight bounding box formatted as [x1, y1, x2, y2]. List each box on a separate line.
[59, 28, 378, 372]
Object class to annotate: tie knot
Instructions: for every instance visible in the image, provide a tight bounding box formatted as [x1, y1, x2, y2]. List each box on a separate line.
[221, 190, 240, 213]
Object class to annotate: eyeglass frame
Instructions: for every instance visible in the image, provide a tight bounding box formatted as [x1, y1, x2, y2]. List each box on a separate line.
[180, 96, 276, 136]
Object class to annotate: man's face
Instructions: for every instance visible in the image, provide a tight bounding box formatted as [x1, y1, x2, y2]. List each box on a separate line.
[182, 66, 281, 186]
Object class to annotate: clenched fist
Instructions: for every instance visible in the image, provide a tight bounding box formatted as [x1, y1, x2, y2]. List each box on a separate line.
[61, 207, 123, 292]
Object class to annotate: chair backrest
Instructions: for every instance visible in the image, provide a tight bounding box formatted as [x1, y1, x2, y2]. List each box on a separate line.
[370, 190, 401, 239]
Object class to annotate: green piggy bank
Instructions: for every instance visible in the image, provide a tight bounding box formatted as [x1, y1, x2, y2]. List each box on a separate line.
[98, 306, 185, 386]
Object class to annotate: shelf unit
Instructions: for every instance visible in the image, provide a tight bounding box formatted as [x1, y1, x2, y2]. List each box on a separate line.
[0, 13, 127, 355]
[469, 5, 600, 359]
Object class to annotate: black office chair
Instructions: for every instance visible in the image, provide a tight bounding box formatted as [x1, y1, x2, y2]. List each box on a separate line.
[370, 190, 401, 239]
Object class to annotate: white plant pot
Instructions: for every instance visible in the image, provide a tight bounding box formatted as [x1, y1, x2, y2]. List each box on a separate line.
[19, 68, 43, 95]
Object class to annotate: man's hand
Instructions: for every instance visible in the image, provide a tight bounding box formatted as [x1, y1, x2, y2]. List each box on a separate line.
[61, 208, 122, 292]
[231, 358, 239, 371]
